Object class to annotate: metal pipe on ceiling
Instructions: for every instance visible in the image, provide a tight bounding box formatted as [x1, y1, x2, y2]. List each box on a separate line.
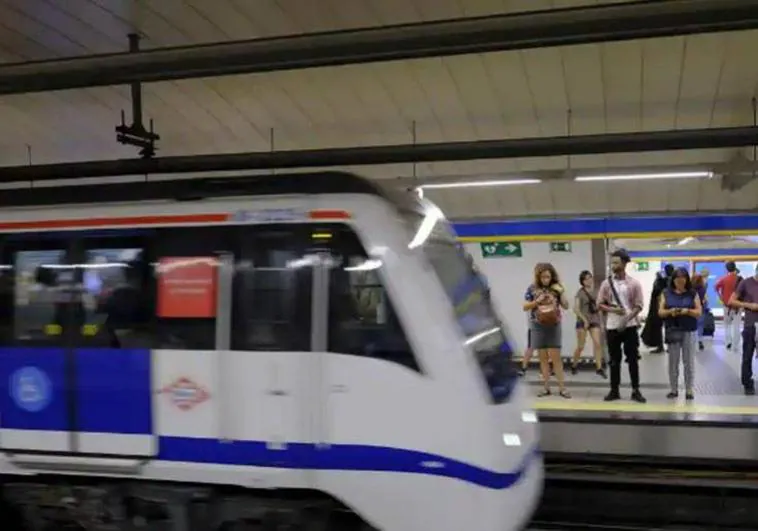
[1, 0, 758, 94]
[1, 125, 757, 183]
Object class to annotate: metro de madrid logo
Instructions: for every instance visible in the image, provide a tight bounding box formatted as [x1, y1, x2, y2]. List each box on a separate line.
[10, 366, 52, 413]
[159, 377, 210, 411]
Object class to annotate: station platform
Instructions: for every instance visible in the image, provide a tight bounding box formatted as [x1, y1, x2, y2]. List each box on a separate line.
[529, 325, 758, 463]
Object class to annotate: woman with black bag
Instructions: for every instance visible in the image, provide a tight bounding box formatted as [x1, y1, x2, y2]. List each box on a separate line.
[658, 267, 702, 400]
[524, 262, 570, 398]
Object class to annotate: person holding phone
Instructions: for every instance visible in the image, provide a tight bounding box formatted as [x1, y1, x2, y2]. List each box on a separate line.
[659, 267, 702, 400]
[524, 263, 570, 398]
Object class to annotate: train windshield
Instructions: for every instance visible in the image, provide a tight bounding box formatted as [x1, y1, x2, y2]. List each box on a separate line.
[400, 196, 517, 404]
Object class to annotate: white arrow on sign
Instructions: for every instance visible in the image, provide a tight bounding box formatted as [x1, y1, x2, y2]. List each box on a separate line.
[504, 243, 517, 253]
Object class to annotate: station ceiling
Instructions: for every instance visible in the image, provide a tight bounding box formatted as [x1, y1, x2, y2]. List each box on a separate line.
[0, 0, 757, 219]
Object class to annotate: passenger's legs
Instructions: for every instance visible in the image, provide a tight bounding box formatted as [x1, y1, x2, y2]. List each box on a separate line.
[604, 329, 623, 400]
[548, 348, 569, 397]
[571, 328, 587, 372]
[622, 327, 646, 403]
[589, 327, 606, 376]
[667, 341, 682, 396]
[741, 324, 756, 394]
[682, 332, 696, 397]
[537, 349, 551, 396]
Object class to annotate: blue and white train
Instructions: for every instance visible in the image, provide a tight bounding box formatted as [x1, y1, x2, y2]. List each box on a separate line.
[0, 172, 541, 530]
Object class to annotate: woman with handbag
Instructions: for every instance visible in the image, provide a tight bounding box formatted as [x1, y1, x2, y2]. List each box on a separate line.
[524, 262, 570, 398]
[571, 270, 606, 378]
[658, 267, 702, 400]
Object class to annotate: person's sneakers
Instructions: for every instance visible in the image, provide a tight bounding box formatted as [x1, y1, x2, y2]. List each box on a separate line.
[631, 389, 647, 403]
[604, 390, 621, 401]
[571, 364, 579, 375]
[651, 347, 664, 354]
[666, 391, 678, 399]
[745, 386, 755, 396]
[727, 343, 732, 350]
[698, 341, 704, 351]
[596, 368, 607, 379]
[685, 391, 694, 400]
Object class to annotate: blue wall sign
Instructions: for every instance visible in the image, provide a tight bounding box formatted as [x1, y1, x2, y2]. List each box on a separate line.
[10, 366, 52, 413]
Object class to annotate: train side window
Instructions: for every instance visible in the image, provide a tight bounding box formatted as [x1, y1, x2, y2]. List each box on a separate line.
[232, 225, 312, 352]
[313, 225, 419, 372]
[1, 244, 68, 346]
[152, 226, 233, 351]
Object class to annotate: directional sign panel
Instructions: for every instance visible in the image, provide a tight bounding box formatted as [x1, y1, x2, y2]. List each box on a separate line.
[549, 241, 572, 253]
[480, 241, 522, 258]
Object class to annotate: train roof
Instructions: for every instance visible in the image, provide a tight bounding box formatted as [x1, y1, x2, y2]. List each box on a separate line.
[0, 171, 408, 209]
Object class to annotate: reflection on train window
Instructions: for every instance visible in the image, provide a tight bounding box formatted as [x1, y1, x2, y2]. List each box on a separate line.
[12, 249, 66, 343]
[232, 227, 312, 351]
[82, 248, 149, 348]
[321, 226, 419, 372]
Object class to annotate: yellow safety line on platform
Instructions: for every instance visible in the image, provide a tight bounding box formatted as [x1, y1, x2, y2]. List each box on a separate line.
[534, 400, 758, 416]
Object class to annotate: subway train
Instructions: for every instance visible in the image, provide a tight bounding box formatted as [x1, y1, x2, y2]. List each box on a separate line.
[0, 172, 541, 530]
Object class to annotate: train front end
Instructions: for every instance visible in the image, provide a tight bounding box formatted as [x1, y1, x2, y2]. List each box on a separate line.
[393, 194, 543, 531]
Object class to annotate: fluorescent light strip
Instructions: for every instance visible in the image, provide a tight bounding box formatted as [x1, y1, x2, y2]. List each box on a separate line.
[419, 179, 542, 189]
[575, 171, 712, 182]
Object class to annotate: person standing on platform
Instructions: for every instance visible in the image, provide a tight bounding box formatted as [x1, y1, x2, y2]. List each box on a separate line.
[728, 265, 758, 395]
[571, 270, 606, 378]
[716, 262, 742, 350]
[642, 264, 673, 354]
[523, 263, 570, 398]
[659, 267, 702, 400]
[692, 271, 709, 350]
[597, 249, 647, 403]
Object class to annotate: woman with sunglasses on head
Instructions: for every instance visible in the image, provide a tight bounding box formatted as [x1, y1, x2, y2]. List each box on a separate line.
[659, 267, 702, 400]
[571, 271, 606, 378]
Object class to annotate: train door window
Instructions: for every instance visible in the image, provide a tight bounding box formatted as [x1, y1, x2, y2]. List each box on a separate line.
[152, 226, 233, 351]
[232, 225, 311, 352]
[1, 240, 70, 346]
[71, 235, 151, 349]
[311, 224, 419, 372]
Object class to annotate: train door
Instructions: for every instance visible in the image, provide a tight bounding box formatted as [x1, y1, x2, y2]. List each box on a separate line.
[70, 236, 156, 457]
[228, 224, 314, 465]
[0, 238, 70, 452]
[0, 234, 157, 459]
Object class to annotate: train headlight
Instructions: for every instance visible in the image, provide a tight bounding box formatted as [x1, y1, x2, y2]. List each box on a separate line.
[502, 434, 522, 447]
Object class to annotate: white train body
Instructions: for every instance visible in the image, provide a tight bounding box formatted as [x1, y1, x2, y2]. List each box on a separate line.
[0, 173, 541, 530]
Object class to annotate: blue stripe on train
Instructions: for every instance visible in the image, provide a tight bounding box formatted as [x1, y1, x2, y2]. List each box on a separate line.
[157, 437, 538, 490]
[452, 214, 758, 238]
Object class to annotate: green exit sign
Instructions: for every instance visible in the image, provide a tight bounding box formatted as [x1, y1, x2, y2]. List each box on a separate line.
[480, 241, 522, 258]
[550, 241, 572, 253]
[636, 261, 650, 272]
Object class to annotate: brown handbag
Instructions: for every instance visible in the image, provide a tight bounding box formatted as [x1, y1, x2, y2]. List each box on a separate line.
[535, 289, 559, 326]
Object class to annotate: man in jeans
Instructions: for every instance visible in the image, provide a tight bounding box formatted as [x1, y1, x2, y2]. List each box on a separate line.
[597, 249, 647, 403]
[728, 266, 758, 395]
[716, 261, 742, 350]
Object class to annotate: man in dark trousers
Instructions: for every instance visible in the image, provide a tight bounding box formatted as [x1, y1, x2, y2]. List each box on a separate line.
[729, 265, 758, 395]
[597, 249, 647, 403]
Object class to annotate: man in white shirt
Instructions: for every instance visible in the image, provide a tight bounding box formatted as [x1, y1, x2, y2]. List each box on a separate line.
[597, 249, 647, 403]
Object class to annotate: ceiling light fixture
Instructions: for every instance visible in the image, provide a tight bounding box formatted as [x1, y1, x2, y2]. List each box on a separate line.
[418, 179, 542, 190]
[574, 171, 713, 182]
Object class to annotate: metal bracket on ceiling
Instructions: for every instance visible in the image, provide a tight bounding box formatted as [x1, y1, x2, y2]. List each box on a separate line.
[115, 33, 160, 159]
